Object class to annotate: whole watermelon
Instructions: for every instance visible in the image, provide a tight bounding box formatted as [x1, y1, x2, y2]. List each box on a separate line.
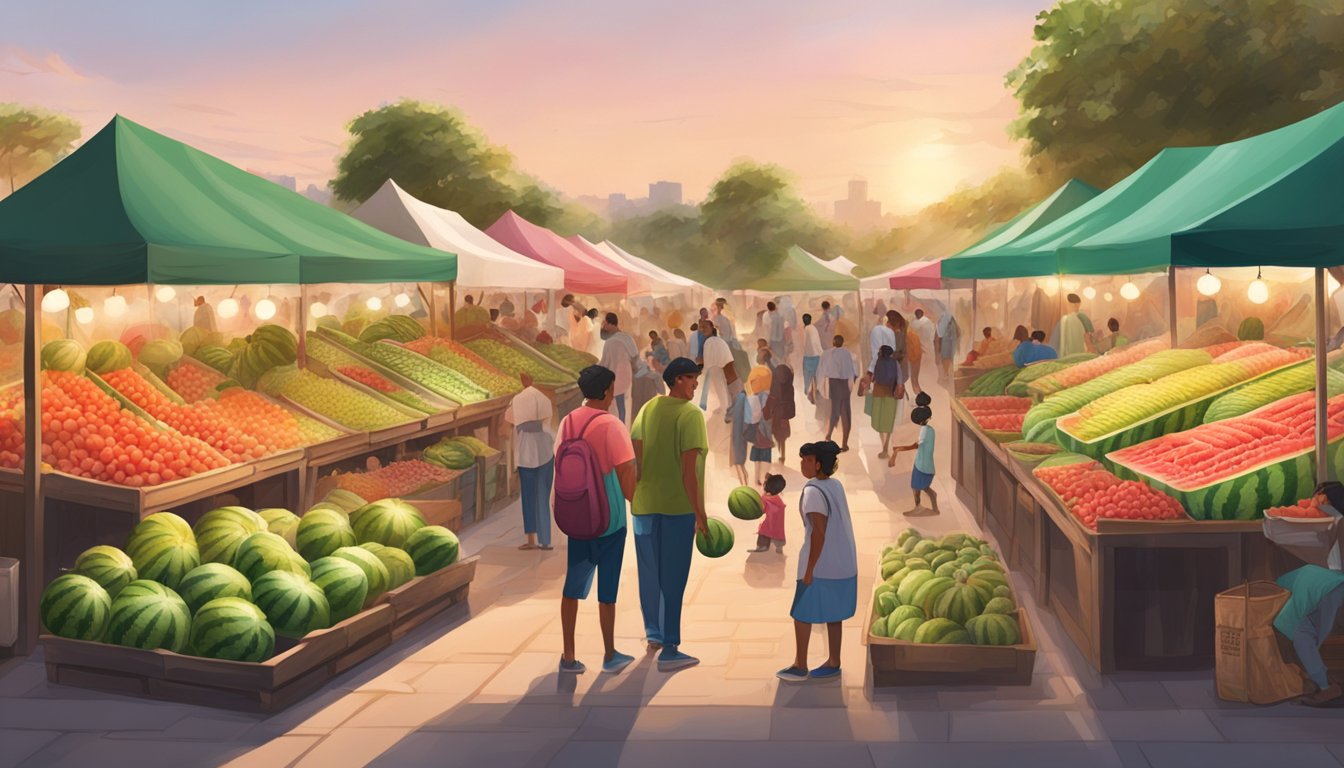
[178, 562, 253, 615]
[86, 340, 133, 374]
[41, 339, 86, 373]
[405, 525, 460, 575]
[1238, 316, 1265, 341]
[309, 556, 370, 623]
[332, 546, 390, 603]
[297, 507, 357, 561]
[233, 531, 307, 584]
[351, 499, 426, 548]
[891, 617, 923, 641]
[695, 516, 734, 558]
[983, 596, 1016, 615]
[193, 506, 266, 565]
[932, 577, 987, 625]
[190, 597, 275, 662]
[139, 339, 184, 369]
[966, 613, 1021, 646]
[251, 571, 331, 639]
[237, 325, 298, 387]
[72, 545, 137, 598]
[727, 486, 763, 520]
[913, 617, 969, 645]
[321, 488, 367, 515]
[423, 441, 476, 471]
[40, 573, 112, 641]
[359, 543, 415, 589]
[359, 315, 425, 344]
[194, 345, 235, 375]
[125, 512, 200, 591]
[258, 508, 300, 548]
[107, 580, 192, 652]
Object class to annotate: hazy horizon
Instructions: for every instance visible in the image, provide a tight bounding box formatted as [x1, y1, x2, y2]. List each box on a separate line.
[5, 0, 1051, 214]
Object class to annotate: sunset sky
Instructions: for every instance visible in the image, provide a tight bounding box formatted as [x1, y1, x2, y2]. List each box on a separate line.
[5, 0, 1051, 214]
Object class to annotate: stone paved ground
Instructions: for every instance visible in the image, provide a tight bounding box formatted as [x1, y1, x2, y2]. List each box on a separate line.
[3, 377, 1343, 768]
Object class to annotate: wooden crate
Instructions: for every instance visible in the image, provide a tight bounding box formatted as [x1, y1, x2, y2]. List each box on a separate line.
[865, 586, 1038, 687]
[41, 557, 477, 713]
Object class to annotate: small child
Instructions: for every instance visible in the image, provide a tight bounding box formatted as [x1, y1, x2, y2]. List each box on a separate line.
[749, 473, 787, 553]
[888, 392, 938, 514]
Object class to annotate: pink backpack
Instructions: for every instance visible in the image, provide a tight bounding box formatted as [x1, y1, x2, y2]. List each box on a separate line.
[553, 412, 611, 539]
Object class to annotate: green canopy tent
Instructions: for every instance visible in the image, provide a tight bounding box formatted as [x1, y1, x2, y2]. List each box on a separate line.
[721, 245, 860, 293]
[947, 178, 1102, 270]
[0, 116, 460, 655]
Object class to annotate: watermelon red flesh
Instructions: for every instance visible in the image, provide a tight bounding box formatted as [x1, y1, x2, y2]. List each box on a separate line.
[1028, 338, 1168, 397]
[1056, 349, 1309, 460]
[1107, 392, 1344, 520]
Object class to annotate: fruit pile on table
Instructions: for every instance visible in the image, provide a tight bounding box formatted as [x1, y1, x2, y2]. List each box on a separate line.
[1032, 455, 1188, 529]
[320, 329, 489, 404]
[39, 496, 461, 662]
[166, 361, 229, 403]
[260, 367, 415, 432]
[402, 337, 521, 397]
[1266, 499, 1331, 519]
[102, 367, 277, 462]
[464, 338, 575, 386]
[331, 459, 460, 499]
[533, 343, 599, 376]
[960, 396, 1031, 438]
[870, 529, 1021, 646]
[305, 333, 438, 413]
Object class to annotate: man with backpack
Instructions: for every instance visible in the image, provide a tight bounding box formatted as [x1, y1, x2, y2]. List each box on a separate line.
[631, 357, 709, 671]
[554, 365, 638, 675]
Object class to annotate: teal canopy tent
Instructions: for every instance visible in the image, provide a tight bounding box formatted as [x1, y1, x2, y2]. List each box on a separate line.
[723, 246, 860, 293]
[943, 178, 1101, 275]
[0, 116, 457, 285]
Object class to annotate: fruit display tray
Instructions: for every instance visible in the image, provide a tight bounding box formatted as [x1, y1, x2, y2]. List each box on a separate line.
[863, 575, 1037, 687]
[40, 556, 477, 713]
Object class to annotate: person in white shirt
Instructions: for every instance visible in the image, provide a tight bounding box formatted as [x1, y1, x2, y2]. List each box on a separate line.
[711, 298, 739, 351]
[666, 328, 689, 361]
[698, 319, 739, 418]
[815, 301, 834, 342]
[599, 312, 640, 423]
[503, 372, 555, 550]
[586, 309, 604, 358]
[817, 333, 858, 451]
[866, 310, 897, 375]
[910, 308, 936, 356]
[801, 313, 823, 396]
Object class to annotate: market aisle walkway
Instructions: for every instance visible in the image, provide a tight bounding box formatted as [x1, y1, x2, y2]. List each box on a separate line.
[4, 377, 1344, 768]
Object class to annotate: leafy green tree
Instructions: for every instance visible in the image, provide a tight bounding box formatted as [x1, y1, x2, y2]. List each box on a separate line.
[1009, 0, 1344, 187]
[611, 207, 712, 283]
[0, 105, 80, 195]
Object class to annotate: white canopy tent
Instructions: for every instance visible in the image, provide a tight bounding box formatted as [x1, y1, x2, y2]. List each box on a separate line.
[590, 239, 702, 295]
[811, 252, 861, 278]
[351, 180, 565, 291]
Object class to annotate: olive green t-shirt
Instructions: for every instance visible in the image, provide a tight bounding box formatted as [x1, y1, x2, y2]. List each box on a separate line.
[630, 396, 707, 516]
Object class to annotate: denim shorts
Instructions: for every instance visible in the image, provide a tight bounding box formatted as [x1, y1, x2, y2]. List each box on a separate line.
[563, 527, 627, 603]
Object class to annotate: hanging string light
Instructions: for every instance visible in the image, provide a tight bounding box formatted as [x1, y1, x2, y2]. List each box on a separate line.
[218, 297, 240, 318]
[1120, 281, 1140, 301]
[104, 290, 128, 318]
[155, 285, 177, 303]
[1082, 286, 1096, 300]
[1196, 269, 1221, 297]
[366, 296, 384, 311]
[394, 292, 411, 308]
[310, 301, 329, 319]
[1247, 268, 1269, 305]
[75, 306, 95, 325]
[41, 288, 70, 313]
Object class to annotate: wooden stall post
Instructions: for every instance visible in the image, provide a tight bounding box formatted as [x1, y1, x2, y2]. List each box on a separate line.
[297, 284, 308, 369]
[1167, 267, 1178, 347]
[427, 283, 438, 338]
[970, 280, 978, 345]
[447, 281, 456, 340]
[21, 284, 41, 654]
[1316, 267, 1329, 482]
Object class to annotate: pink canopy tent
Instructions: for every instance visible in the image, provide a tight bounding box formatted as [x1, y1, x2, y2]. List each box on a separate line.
[485, 211, 628, 295]
[860, 259, 973, 291]
[566, 235, 651, 295]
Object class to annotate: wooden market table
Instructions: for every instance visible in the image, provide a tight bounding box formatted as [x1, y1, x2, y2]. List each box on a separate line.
[951, 403, 1264, 673]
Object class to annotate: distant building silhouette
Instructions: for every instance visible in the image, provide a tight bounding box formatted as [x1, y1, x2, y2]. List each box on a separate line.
[248, 169, 297, 192]
[834, 179, 882, 231]
[602, 183, 686, 221]
[648, 181, 682, 207]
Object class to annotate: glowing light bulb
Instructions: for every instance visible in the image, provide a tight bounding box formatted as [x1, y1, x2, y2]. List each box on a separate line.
[1248, 278, 1270, 305]
[74, 307, 94, 325]
[104, 295, 128, 318]
[41, 289, 70, 313]
[394, 292, 411, 308]
[1039, 276, 1060, 296]
[310, 301, 329, 319]
[254, 298, 277, 320]
[1196, 271, 1221, 297]
[990, 302, 1000, 310]
[366, 296, 383, 311]
[1104, 292, 1114, 302]
[218, 298, 239, 318]
[154, 285, 177, 303]
[1062, 278, 1080, 292]
[1120, 282, 1140, 301]
[1082, 286, 1096, 300]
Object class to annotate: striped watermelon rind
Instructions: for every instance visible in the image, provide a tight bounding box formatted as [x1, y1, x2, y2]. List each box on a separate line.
[126, 512, 199, 591]
[72, 545, 137, 598]
[297, 507, 357, 562]
[359, 543, 415, 590]
[405, 525, 460, 575]
[309, 556, 370, 623]
[251, 571, 331, 639]
[965, 612, 1021, 645]
[178, 562, 253, 616]
[189, 597, 275, 662]
[351, 499, 426, 548]
[258, 508, 300, 548]
[107, 580, 192, 652]
[193, 506, 266, 565]
[695, 517, 734, 558]
[40, 573, 112, 641]
[233, 531, 307, 584]
[331, 546, 390, 603]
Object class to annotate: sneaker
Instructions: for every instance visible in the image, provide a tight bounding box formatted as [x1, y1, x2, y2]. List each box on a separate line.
[558, 658, 586, 674]
[809, 665, 841, 680]
[776, 666, 809, 683]
[602, 651, 635, 674]
[646, 639, 663, 653]
[657, 647, 700, 671]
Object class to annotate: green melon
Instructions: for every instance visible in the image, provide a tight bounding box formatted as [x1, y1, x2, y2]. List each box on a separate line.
[321, 488, 368, 514]
[928, 550, 957, 570]
[885, 604, 924, 636]
[251, 571, 331, 639]
[193, 506, 266, 565]
[107, 580, 192, 652]
[966, 613, 1021, 645]
[360, 543, 415, 589]
[41, 338, 86, 373]
[912, 575, 956, 616]
[72, 545, 137, 598]
[896, 529, 921, 547]
[351, 498, 426, 548]
[876, 592, 898, 616]
[189, 597, 275, 662]
[309, 556, 370, 623]
[983, 596, 1016, 615]
[694, 516, 734, 558]
[232, 531, 306, 584]
[728, 486, 764, 520]
[934, 562, 960, 578]
[1238, 316, 1265, 341]
[332, 546, 390, 603]
[297, 507, 357, 561]
[194, 345, 234, 375]
[86, 340, 133, 374]
[405, 525, 460, 575]
[40, 573, 112, 641]
[892, 617, 924, 641]
[896, 570, 935, 606]
[932, 576, 987, 625]
[177, 562, 252, 615]
[913, 617, 967, 644]
[911, 539, 940, 558]
[871, 616, 890, 638]
[125, 512, 200, 591]
[258, 508, 300, 548]
[237, 324, 298, 387]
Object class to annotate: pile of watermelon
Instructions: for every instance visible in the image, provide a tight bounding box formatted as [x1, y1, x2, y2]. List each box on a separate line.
[39, 494, 461, 662]
[960, 396, 1031, 440]
[869, 529, 1020, 646]
[423, 434, 495, 471]
[1032, 455, 1188, 529]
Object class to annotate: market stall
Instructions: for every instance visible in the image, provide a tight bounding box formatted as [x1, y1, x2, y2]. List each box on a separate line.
[0, 118, 488, 688]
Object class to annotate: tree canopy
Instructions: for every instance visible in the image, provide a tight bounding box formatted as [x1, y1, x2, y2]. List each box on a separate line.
[0, 105, 80, 196]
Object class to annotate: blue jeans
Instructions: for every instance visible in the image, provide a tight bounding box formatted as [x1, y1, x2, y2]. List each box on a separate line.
[802, 356, 820, 394]
[633, 513, 696, 647]
[1295, 582, 1344, 688]
[518, 460, 553, 547]
[614, 393, 626, 423]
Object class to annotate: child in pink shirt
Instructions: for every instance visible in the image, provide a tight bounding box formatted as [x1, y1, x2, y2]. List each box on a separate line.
[748, 474, 787, 553]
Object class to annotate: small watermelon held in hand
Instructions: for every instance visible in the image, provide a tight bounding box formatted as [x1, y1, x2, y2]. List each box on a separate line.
[190, 597, 275, 662]
[695, 516, 734, 558]
[40, 574, 112, 641]
[107, 580, 192, 652]
[727, 486, 763, 520]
